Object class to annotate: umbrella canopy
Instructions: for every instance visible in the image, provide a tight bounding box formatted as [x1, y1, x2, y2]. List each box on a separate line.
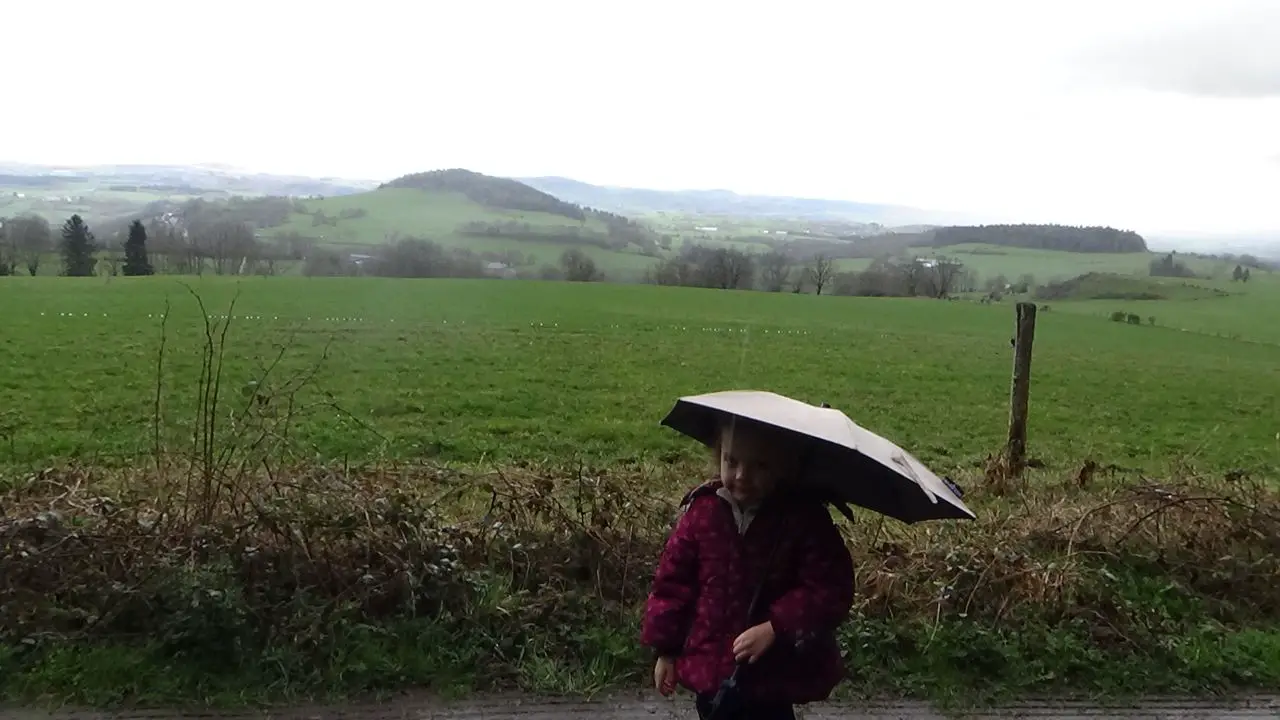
[660, 389, 976, 524]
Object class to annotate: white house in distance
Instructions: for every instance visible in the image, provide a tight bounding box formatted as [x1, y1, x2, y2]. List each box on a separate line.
[485, 261, 517, 279]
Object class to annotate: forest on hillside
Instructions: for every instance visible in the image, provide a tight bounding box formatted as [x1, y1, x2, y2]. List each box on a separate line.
[930, 224, 1148, 253]
[381, 169, 588, 221]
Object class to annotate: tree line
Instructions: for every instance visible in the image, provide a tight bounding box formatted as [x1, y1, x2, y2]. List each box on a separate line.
[627, 243, 976, 298]
[0, 214, 153, 277]
[2, 210, 979, 299]
[457, 219, 666, 255]
[929, 223, 1149, 253]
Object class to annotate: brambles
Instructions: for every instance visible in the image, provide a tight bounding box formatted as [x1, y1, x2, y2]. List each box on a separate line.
[1, 455, 1277, 707]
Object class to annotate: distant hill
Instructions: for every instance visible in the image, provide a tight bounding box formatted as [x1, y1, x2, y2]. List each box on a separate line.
[515, 176, 980, 227]
[381, 169, 587, 221]
[0, 161, 379, 226]
[0, 161, 378, 199]
[166, 169, 669, 276]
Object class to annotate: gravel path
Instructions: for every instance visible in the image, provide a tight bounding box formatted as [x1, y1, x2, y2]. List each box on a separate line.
[2, 692, 1278, 720]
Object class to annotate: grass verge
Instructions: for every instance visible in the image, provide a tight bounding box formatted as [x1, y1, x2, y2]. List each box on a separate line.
[2, 458, 1277, 711]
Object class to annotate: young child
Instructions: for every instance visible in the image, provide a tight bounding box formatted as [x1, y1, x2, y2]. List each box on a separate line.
[640, 418, 856, 720]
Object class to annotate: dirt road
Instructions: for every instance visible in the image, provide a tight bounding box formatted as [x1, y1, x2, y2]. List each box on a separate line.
[2, 692, 1277, 720]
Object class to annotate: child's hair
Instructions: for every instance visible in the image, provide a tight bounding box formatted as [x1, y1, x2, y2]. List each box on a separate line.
[706, 418, 796, 472]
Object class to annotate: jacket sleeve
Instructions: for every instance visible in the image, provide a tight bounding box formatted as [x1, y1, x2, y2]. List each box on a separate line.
[640, 501, 702, 657]
[766, 505, 854, 649]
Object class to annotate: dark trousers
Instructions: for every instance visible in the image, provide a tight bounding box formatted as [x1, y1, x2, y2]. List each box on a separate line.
[695, 692, 796, 720]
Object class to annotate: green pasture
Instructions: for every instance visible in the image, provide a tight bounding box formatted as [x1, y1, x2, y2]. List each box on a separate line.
[1044, 271, 1280, 345]
[1, 275, 1275, 475]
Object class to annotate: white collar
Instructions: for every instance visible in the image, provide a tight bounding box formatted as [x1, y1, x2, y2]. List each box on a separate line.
[716, 486, 759, 535]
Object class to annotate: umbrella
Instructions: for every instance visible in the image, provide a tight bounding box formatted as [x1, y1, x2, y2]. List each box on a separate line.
[660, 389, 975, 523]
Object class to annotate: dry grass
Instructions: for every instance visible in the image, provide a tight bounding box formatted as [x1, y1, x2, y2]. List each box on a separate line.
[3, 456, 1276, 643]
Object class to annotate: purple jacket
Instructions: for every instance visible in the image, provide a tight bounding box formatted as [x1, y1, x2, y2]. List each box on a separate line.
[640, 481, 855, 704]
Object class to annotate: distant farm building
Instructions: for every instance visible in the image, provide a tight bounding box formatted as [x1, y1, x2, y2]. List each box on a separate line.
[485, 262, 517, 279]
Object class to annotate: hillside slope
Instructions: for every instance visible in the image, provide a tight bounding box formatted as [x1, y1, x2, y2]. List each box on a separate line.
[261, 170, 667, 274]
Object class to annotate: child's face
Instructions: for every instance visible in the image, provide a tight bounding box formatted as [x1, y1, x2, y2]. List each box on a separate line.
[718, 423, 791, 506]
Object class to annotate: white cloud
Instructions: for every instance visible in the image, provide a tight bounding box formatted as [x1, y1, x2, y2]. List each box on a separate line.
[2, 0, 1277, 237]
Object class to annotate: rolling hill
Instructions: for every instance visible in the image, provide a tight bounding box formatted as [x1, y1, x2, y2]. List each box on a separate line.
[255, 170, 671, 276]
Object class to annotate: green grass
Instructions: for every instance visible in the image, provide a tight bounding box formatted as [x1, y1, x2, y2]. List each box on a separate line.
[1, 275, 1276, 474]
[1040, 274, 1280, 346]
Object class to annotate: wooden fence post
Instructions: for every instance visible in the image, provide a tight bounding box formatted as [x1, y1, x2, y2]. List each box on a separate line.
[1007, 302, 1037, 475]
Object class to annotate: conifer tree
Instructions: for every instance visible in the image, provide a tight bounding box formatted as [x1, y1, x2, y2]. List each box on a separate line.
[60, 214, 98, 277]
[122, 219, 154, 276]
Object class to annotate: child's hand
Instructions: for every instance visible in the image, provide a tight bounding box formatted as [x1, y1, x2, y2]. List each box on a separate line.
[654, 655, 677, 696]
[732, 621, 776, 663]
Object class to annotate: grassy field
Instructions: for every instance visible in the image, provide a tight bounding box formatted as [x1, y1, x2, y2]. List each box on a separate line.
[1, 274, 1276, 472]
[1042, 275, 1280, 344]
[2, 272, 1278, 710]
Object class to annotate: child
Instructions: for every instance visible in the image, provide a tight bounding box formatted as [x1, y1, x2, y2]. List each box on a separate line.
[640, 418, 856, 720]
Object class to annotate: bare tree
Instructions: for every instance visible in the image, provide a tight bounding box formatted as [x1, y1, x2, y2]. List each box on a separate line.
[759, 250, 793, 292]
[921, 256, 965, 298]
[720, 248, 755, 290]
[100, 228, 125, 277]
[196, 220, 259, 275]
[898, 259, 927, 296]
[4, 214, 53, 276]
[560, 248, 602, 282]
[806, 253, 836, 295]
[0, 217, 13, 275]
[645, 256, 696, 286]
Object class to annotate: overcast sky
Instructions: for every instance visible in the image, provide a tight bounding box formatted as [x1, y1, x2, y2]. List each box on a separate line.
[4, 0, 1278, 237]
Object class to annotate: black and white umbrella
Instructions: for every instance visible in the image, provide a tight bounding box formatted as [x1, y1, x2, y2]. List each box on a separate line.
[661, 389, 976, 524]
